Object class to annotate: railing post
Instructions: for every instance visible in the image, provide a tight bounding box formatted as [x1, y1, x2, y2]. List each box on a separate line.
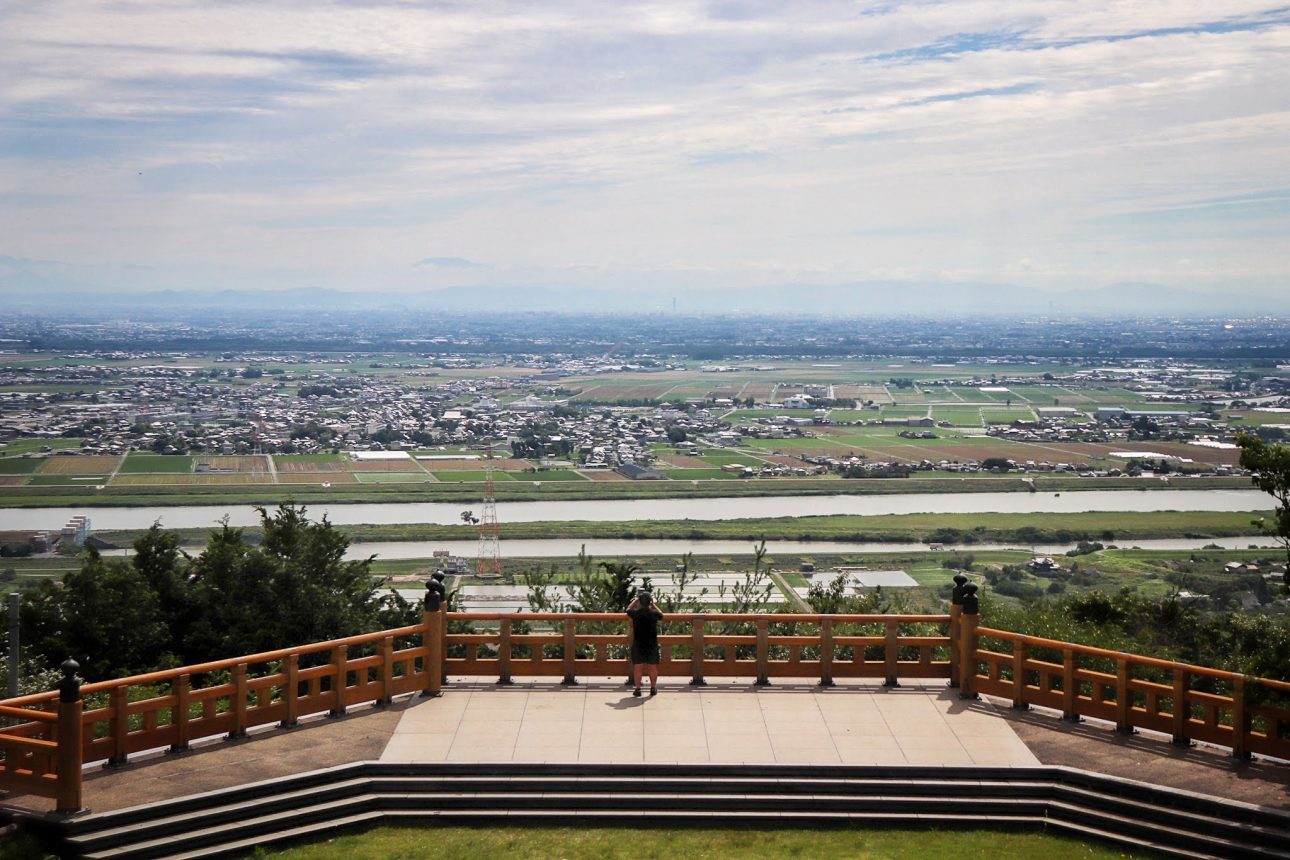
[1061, 648, 1079, 722]
[949, 573, 967, 688]
[282, 655, 299, 728]
[1114, 657, 1132, 734]
[819, 617, 834, 688]
[229, 662, 248, 739]
[376, 636, 394, 706]
[689, 619, 706, 686]
[1012, 640, 1029, 710]
[958, 584, 979, 700]
[107, 685, 129, 766]
[171, 673, 192, 751]
[1231, 677, 1251, 760]
[497, 618, 513, 685]
[55, 659, 83, 815]
[562, 618, 578, 685]
[1171, 669, 1189, 745]
[755, 618, 770, 686]
[329, 646, 348, 718]
[423, 575, 448, 696]
[883, 620, 899, 688]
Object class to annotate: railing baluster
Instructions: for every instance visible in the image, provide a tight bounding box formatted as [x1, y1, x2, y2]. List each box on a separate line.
[1171, 669, 1188, 745]
[172, 673, 191, 751]
[108, 685, 129, 766]
[1231, 676, 1250, 760]
[1062, 648, 1078, 722]
[229, 662, 248, 739]
[690, 619, 705, 686]
[755, 618, 770, 686]
[883, 621, 899, 688]
[498, 618, 513, 685]
[1012, 640, 1028, 711]
[329, 646, 348, 718]
[562, 619, 577, 685]
[1115, 657, 1132, 734]
[282, 656, 299, 729]
[377, 636, 394, 706]
[819, 618, 834, 688]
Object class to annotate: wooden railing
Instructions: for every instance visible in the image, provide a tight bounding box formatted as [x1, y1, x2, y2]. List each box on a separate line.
[2, 583, 1288, 814]
[444, 612, 953, 687]
[953, 583, 1290, 764]
[0, 610, 445, 814]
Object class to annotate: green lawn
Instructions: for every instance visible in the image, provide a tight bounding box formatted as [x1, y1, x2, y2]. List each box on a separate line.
[25, 475, 108, 485]
[665, 468, 741, 480]
[256, 825, 1146, 859]
[432, 471, 517, 482]
[352, 472, 431, 483]
[0, 438, 83, 455]
[118, 454, 195, 473]
[274, 453, 344, 464]
[527, 470, 588, 481]
[0, 458, 43, 475]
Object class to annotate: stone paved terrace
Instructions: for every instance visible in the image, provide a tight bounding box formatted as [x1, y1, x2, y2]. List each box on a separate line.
[380, 679, 1038, 766]
[3, 679, 1289, 816]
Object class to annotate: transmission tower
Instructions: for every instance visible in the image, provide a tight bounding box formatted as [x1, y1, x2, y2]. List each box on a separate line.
[475, 444, 502, 578]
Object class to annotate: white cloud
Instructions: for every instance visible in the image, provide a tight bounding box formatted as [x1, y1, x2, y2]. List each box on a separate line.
[1, 1, 1288, 297]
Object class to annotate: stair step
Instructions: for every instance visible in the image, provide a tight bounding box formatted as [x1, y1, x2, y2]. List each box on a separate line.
[46, 763, 1290, 860]
[1049, 799, 1289, 860]
[1053, 784, 1290, 853]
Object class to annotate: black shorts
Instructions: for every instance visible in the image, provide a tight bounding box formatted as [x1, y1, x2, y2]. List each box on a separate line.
[630, 642, 660, 665]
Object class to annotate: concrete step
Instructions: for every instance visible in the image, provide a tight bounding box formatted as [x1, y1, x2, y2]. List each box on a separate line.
[46, 763, 1290, 860]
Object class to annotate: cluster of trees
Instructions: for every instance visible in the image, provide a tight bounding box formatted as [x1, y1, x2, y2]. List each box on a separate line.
[982, 588, 1289, 682]
[16, 505, 417, 683]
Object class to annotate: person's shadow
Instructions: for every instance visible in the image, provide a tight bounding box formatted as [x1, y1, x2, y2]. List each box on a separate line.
[606, 696, 646, 710]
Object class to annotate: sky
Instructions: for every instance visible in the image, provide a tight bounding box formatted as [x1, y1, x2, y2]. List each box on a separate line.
[2, 1, 1289, 302]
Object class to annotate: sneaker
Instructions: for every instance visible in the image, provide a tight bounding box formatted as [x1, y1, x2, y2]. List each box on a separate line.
[632, 688, 641, 697]
[649, 687, 658, 697]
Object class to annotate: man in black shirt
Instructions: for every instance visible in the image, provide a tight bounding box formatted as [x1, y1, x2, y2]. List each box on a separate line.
[626, 590, 662, 697]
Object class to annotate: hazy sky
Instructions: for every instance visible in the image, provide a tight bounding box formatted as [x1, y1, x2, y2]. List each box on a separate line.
[2, 1, 1289, 298]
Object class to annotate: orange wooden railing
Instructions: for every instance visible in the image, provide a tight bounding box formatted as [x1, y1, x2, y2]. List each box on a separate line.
[952, 582, 1290, 763]
[2, 582, 1288, 814]
[444, 612, 952, 687]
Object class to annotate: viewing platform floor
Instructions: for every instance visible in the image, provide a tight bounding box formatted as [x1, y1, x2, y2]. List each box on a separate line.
[380, 678, 1037, 767]
[5, 679, 1288, 816]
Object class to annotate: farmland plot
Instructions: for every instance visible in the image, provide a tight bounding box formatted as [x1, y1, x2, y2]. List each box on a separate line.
[36, 456, 120, 475]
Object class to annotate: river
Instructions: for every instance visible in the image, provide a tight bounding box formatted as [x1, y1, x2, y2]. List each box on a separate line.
[333, 535, 1282, 561]
[6, 488, 1268, 531]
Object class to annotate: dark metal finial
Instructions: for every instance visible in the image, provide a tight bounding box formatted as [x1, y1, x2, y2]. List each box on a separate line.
[961, 582, 980, 615]
[951, 573, 969, 605]
[58, 658, 81, 702]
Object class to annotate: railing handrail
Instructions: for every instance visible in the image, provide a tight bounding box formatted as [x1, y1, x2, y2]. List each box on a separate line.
[445, 612, 951, 623]
[976, 626, 1290, 692]
[0, 622, 427, 708]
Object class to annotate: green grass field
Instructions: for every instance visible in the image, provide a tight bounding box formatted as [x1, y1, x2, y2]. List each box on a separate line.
[527, 470, 588, 481]
[352, 472, 431, 483]
[664, 468, 739, 480]
[0, 438, 83, 455]
[432, 471, 517, 482]
[118, 454, 195, 473]
[255, 824, 1146, 859]
[0, 458, 43, 475]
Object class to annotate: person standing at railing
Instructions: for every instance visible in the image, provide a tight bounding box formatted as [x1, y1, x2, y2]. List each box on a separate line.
[627, 590, 662, 697]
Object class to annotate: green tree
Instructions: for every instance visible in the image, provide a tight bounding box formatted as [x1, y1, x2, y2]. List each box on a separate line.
[21, 547, 172, 681]
[1237, 434, 1290, 590]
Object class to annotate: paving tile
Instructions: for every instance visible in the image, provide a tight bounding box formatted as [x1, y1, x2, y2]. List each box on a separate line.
[773, 746, 842, 764]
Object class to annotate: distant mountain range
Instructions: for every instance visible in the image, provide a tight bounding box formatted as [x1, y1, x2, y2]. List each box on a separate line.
[1, 256, 1285, 317]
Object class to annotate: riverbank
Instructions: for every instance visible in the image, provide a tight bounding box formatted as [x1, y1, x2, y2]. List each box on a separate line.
[94, 509, 1271, 549]
[0, 474, 1252, 508]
